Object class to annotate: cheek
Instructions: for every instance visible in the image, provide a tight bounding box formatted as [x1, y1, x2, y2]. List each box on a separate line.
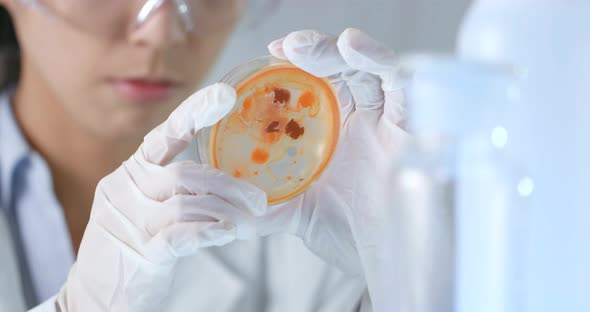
[17, 15, 157, 138]
[19, 14, 111, 118]
[179, 31, 233, 86]
[20, 15, 103, 91]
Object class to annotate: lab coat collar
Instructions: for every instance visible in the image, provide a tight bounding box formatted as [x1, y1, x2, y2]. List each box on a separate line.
[0, 87, 32, 211]
[0, 212, 248, 312]
[0, 210, 27, 311]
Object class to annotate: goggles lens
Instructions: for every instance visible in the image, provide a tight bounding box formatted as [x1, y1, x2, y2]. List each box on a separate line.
[31, 0, 245, 37]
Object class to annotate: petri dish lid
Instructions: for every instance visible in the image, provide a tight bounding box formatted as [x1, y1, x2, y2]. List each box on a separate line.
[196, 56, 341, 205]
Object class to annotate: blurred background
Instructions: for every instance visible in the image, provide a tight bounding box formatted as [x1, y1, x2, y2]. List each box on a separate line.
[205, 0, 472, 84]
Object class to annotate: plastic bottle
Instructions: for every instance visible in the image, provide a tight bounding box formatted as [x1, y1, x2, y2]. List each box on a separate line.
[458, 2, 589, 311]
[383, 57, 525, 312]
[455, 126, 529, 312]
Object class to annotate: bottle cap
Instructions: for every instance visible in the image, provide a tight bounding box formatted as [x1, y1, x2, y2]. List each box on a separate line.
[406, 57, 518, 137]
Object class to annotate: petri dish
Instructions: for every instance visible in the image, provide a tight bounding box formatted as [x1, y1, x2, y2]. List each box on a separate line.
[196, 56, 341, 205]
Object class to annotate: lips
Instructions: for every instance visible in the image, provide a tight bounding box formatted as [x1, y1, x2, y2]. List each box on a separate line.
[110, 78, 178, 103]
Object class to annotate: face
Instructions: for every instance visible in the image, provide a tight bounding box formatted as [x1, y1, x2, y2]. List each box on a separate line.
[5, 0, 242, 141]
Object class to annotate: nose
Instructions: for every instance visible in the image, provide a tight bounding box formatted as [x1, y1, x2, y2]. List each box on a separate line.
[129, 0, 191, 47]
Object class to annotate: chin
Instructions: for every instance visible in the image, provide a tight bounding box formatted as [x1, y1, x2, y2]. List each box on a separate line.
[88, 84, 191, 141]
[127, 110, 172, 137]
[91, 105, 172, 142]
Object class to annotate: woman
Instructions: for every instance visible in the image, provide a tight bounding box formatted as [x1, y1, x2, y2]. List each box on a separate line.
[0, 0, 407, 311]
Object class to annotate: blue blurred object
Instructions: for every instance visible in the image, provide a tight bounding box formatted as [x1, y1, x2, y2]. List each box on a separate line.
[458, 1, 589, 311]
[382, 57, 526, 312]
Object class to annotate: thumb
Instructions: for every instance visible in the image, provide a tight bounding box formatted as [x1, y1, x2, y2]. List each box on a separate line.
[337, 28, 399, 92]
[136, 83, 236, 165]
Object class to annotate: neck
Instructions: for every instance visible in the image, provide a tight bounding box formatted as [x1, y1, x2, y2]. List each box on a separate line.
[13, 60, 142, 253]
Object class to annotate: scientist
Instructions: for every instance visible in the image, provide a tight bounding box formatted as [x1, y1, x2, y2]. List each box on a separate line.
[0, 0, 407, 311]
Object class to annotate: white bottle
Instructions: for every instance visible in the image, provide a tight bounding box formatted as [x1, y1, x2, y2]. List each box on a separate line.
[458, 2, 589, 311]
[383, 58, 525, 312]
[455, 126, 529, 312]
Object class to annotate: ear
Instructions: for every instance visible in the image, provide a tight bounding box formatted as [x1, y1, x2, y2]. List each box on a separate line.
[1, 1, 16, 27]
[1, 1, 21, 29]
[0, 0, 19, 15]
[0, 1, 15, 13]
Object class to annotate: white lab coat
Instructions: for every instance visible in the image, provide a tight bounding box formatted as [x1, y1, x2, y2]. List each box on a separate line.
[0, 208, 367, 311]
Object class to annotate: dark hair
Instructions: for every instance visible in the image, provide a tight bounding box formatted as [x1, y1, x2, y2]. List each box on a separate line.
[0, 6, 20, 89]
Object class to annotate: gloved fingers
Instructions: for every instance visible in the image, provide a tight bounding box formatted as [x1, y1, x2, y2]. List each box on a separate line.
[384, 91, 407, 127]
[107, 158, 266, 240]
[166, 192, 307, 241]
[269, 29, 401, 119]
[337, 28, 399, 92]
[267, 37, 286, 58]
[123, 158, 200, 202]
[135, 83, 236, 166]
[165, 194, 260, 240]
[149, 194, 222, 235]
[95, 165, 171, 234]
[162, 161, 268, 215]
[125, 156, 267, 216]
[327, 77, 356, 124]
[340, 70, 385, 112]
[268, 30, 351, 77]
[145, 221, 237, 262]
[268, 30, 367, 121]
[123, 157, 186, 202]
[166, 194, 252, 222]
[337, 28, 407, 123]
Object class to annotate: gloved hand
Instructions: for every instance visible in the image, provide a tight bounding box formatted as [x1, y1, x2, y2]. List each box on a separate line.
[266, 29, 409, 280]
[52, 83, 267, 312]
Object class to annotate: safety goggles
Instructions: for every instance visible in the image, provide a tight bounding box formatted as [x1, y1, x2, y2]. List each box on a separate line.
[17, 0, 248, 37]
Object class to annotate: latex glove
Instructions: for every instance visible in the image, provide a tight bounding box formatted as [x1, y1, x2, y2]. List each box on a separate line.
[49, 83, 267, 312]
[267, 28, 408, 282]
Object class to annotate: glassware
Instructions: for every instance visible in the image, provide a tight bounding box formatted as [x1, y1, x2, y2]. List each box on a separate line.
[382, 57, 528, 312]
[458, 2, 589, 310]
[196, 56, 340, 205]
